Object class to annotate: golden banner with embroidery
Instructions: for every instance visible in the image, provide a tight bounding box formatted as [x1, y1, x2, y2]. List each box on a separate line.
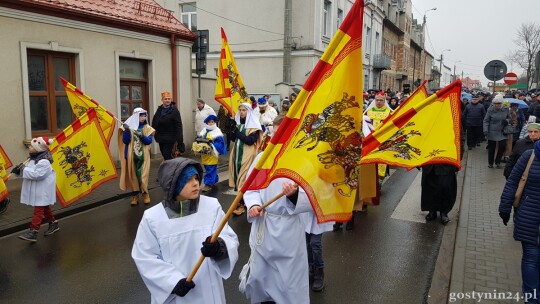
[361, 80, 462, 169]
[242, 0, 366, 223]
[50, 108, 118, 207]
[61, 78, 116, 144]
[0, 145, 13, 182]
[214, 28, 250, 116]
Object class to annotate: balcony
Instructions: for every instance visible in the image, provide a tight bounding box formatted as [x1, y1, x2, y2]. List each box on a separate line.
[373, 54, 392, 70]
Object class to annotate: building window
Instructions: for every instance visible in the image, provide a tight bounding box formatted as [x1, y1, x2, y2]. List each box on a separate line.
[337, 8, 343, 29]
[27, 50, 75, 137]
[119, 58, 149, 120]
[323, 0, 331, 37]
[181, 2, 197, 31]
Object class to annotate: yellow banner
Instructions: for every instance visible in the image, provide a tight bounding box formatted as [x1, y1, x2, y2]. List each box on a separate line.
[214, 28, 250, 116]
[0, 178, 7, 201]
[50, 108, 117, 207]
[243, 0, 366, 223]
[361, 80, 462, 169]
[0, 145, 13, 182]
[61, 78, 115, 144]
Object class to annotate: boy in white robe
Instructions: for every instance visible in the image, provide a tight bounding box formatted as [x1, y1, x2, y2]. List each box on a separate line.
[239, 116, 312, 304]
[132, 158, 239, 303]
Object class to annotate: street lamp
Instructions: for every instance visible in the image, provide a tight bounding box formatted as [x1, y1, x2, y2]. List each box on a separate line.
[438, 49, 451, 87]
[423, 7, 437, 24]
[453, 60, 461, 81]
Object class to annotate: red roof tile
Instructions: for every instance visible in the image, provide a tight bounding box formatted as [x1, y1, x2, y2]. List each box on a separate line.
[4, 0, 195, 40]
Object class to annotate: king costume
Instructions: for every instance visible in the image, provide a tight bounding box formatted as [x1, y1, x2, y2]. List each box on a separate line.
[132, 158, 239, 304]
[197, 115, 226, 189]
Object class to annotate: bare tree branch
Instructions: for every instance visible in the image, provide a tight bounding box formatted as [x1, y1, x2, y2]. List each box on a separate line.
[507, 22, 540, 88]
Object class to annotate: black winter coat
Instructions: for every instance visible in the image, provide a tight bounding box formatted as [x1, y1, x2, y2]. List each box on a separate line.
[151, 104, 184, 147]
[504, 136, 535, 179]
[462, 103, 486, 127]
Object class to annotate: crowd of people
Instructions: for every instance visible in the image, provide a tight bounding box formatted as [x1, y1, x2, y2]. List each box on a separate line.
[9, 85, 540, 302]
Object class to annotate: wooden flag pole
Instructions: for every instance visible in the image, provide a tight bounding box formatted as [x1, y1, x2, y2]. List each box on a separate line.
[186, 190, 286, 282]
[186, 190, 243, 282]
[5, 159, 30, 180]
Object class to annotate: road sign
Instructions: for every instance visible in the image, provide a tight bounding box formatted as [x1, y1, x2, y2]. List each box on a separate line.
[504, 72, 518, 85]
[484, 60, 507, 81]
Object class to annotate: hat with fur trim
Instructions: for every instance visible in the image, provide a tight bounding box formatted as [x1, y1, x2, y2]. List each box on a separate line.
[31, 136, 53, 152]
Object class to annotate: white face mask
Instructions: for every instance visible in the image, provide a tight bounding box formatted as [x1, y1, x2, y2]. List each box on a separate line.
[205, 124, 217, 131]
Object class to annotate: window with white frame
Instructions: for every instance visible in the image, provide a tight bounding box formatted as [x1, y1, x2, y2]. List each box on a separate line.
[323, 0, 332, 37]
[181, 3, 197, 31]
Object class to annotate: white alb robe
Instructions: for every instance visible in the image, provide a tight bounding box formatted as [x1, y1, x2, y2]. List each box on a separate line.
[132, 196, 239, 304]
[240, 154, 312, 304]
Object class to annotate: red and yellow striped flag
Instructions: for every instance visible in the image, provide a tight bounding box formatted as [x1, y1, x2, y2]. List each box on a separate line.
[242, 0, 366, 223]
[361, 80, 462, 169]
[61, 78, 116, 144]
[50, 108, 118, 207]
[0, 145, 13, 182]
[214, 28, 250, 116]
[0, 178, 7, 202]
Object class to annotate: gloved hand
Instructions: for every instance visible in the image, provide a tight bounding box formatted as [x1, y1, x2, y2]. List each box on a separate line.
[499, 212, 510, 226]
[229, 118, 237, 130]
[201, 236, 220, 257]
[133, 130, 143, 138]
[172, 278, 195, 297]
[11, 163, 24, 175]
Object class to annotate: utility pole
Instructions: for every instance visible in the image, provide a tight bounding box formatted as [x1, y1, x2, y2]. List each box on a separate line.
[283, 0, 292, 83]
[438, 54, 443, 87]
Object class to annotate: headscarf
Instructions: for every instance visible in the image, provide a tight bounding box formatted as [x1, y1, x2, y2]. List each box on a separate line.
[123, 108, 148, 130]
[235, 102, 262, 130]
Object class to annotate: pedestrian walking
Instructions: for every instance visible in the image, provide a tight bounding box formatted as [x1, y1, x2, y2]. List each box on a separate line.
[499, 140, 540, 303]
[300, 210, 333, 292]
[119, 108, 155, 205]
[12, 137, 59, 242]
[504, 123, 540, 179]
[421, 164, 459, 225]
[520, 116, 537, 139]
[132, 158, 239, 304]
[462, 96, 486, 149]
[194, 115, 226, 192]
[217, 105, 233, 151]
[483, 94, 510, 168]
[194, 98, 216, 135]
[228, 102, 262, 216]
[151, 91, 185, 160]
[239, 155, 313, 303]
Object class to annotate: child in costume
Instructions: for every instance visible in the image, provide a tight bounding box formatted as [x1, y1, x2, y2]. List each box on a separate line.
[12, 137, 59, 242]
[132, 158, 238, 303]
[120, 108, 155, 205]
[194, 115, 226, 192]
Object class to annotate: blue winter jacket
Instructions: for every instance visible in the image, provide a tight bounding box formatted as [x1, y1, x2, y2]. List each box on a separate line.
[499, 149, 540, 246]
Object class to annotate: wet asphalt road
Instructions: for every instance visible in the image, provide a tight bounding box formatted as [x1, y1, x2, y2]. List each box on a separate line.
[0, 168, 443, 303]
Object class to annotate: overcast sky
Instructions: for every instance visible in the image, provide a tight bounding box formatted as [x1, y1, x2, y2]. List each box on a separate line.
[412, 0, 539, 86]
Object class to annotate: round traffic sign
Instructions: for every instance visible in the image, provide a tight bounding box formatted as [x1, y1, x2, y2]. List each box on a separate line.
[484, 60, 507, 81]
[504, 72, 518, 85]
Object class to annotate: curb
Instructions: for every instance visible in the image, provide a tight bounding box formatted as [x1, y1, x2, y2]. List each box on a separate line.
[428, 151, 469, 304]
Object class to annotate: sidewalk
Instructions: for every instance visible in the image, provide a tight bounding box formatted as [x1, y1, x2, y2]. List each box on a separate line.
[0, 152, 229, 237]
[444, 146, 522, 303]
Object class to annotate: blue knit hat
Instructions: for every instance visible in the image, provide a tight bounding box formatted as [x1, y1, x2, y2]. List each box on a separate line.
[204, 115, 218, 124]
[174, 165, 200, 197]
